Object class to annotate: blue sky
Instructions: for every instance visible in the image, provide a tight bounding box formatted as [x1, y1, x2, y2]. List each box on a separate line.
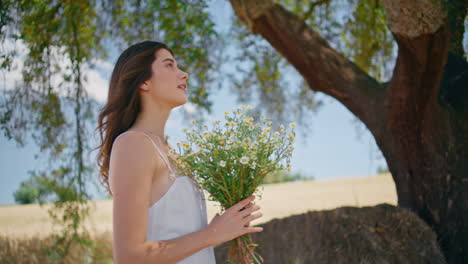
[0, 0, 388, 205]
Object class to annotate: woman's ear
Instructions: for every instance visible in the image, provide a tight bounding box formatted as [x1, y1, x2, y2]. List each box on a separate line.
[139, 81, 150, 91]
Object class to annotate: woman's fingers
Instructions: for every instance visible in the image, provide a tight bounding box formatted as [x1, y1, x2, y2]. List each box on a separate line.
[242, 203, 254, 227]
[243, 212, 263, 224]
[241, 201, 254, 211]
[240, 204, 261, 218]
[245, 226, 264, 233]
[232, 195, 255, 212]
[246, 201, 254, 208]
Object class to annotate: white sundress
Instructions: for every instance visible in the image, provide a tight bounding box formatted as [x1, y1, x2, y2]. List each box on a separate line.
[114, 130, 216, 264]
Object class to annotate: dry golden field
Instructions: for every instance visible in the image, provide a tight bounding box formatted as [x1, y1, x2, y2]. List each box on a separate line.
[0, 173, 397, 239]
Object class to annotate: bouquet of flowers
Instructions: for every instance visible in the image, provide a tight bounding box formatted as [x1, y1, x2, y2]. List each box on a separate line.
[171, 105, 296, 264]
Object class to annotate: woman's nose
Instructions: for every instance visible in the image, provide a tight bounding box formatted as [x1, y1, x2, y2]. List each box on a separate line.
[180, 70, 189, 80]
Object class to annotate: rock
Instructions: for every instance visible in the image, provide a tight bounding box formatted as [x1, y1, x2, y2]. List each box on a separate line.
[214, 203, 446, 264]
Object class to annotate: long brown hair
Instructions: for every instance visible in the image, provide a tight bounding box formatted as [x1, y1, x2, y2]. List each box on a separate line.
[95, 40, 174, 196]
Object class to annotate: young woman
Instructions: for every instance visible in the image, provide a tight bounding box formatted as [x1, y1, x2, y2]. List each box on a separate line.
[96, 40, 263, 264]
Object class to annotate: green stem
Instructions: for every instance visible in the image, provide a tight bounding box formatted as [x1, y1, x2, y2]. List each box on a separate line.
[240, 166, 245, 198]
[213, 172, 233, 206]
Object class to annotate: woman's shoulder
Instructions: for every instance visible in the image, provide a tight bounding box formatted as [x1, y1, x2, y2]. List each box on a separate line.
[113, 130, 151, 145]
[112, 130, 149, 151]
[110, 131, 160, 170]
[110, 130, 168, 179]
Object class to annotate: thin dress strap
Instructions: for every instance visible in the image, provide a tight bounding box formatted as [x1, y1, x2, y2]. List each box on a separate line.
[119, 130, 177, 177]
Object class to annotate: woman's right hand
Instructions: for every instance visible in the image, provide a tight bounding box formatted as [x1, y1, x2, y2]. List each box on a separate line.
[205, 195, 263, 247]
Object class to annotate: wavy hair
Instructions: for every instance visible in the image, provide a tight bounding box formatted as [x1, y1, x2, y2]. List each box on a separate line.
[95, 40, 174, 196]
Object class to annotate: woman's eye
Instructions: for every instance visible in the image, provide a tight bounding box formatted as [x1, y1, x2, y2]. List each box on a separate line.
[167, 63, 173, 68]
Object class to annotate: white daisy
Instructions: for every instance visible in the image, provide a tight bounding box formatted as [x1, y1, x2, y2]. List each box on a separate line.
[219, 160, 226, 167]
[250, 161, 257, 169]
[239, 156, 250, 165]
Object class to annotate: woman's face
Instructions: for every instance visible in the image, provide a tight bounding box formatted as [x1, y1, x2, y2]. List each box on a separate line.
[142, 48, 189, 107]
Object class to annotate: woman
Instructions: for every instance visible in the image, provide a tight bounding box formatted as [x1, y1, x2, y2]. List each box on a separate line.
[96, 40, 263, 264]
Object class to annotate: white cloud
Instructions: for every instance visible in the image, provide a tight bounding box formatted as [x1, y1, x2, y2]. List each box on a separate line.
[82, 63, 110, 103]
[1, 39, 110, 104]
[1, 39, 27, 91]
[91, 58, 114, 72]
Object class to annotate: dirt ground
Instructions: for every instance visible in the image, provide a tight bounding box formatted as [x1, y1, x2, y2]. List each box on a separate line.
[0, 173, 397, 238]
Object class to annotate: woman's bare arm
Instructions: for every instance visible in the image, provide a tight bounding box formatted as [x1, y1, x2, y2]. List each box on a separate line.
[139, 195, 262, 264]
[109, 132, 263, 264]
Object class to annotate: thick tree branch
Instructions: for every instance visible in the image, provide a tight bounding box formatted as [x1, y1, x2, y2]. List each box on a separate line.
[381, 0, 447, 38]
[386, 22, 450, 122]
[228, 0, 276, 33]
[382, 0, 451, 138]
[229, 0, 386, 136]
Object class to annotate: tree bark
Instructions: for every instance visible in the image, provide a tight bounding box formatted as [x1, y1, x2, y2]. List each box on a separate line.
[384, 21, 468, 264]
[228, 0, 468, 262]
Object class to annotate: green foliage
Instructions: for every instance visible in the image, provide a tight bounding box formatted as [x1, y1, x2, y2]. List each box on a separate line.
[98, 0, 223, 115]
[280, 0, 396, 81]
[13, 174, 53, 204]
[0, 1, 222, 261]
[377, 165, 389, 174]
[262, 169, 313, 184]
[13, 185, 36, 204]
[341, 0, 395, 82]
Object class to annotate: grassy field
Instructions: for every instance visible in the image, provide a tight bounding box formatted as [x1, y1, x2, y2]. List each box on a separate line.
[0, 173, 396, 239]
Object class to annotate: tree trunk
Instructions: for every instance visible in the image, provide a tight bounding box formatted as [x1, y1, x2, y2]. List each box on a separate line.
[228, 0, 468, 262]
[383, 23, 468, 263]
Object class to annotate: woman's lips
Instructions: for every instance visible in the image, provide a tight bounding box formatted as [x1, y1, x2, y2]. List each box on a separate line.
[178, 84, 187, 92]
